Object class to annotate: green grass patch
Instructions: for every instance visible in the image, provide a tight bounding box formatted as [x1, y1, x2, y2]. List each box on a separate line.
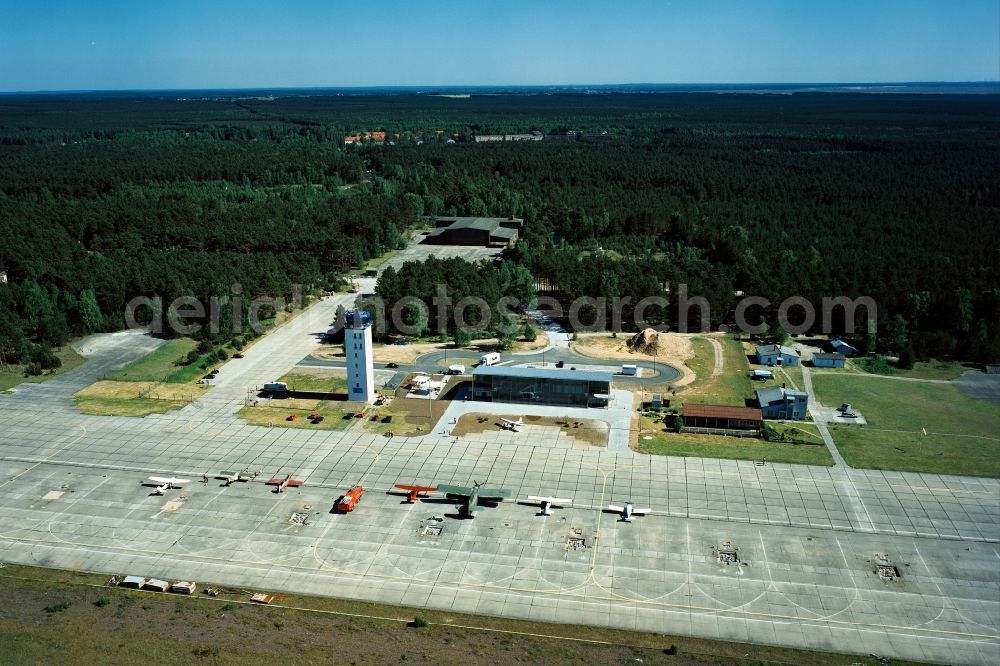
[814, 374, 1000, 476]
[75, 396, 188, 417]
[637, 420, 833, 466]
[0, 563, 913, 666]
[682, 336, 758, 406]
[107, 338, 198, 383]
[237, 405, 355, 431]
[0, 346, 86, 392]
[276, 371, 348, 394]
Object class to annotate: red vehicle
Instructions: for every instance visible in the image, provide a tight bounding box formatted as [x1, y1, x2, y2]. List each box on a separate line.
[335, 485, 364, 512]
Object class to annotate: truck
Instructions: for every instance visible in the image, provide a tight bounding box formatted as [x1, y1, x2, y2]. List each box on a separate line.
[446, 364, 465, 375]
[621, 364, 638, 376]
[480, 352, 500, 366]
[263, 381, 288, 396]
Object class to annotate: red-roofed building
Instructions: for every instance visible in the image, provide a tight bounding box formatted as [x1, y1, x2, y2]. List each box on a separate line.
[682, 403, 762, 436]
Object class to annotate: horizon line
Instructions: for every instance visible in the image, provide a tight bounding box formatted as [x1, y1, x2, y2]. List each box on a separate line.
[2, 80, 999, 96]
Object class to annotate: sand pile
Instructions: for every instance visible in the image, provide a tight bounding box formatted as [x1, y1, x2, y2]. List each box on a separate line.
[626, 328, 693, 360]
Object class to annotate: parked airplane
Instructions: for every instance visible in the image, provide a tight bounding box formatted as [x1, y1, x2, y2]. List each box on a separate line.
[606, 502, 651, 522]
[393, 484, 438, 503]
[216, 470, 254, 486]
[500, 417, 523, 431]
[148, 476, 189, 495]
[437, 481, 512, 518]
[526, 495, 573, 516]
[265, 473, 303, 493]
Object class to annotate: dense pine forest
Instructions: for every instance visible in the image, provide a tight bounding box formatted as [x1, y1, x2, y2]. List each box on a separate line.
[1, 91, 998, 367]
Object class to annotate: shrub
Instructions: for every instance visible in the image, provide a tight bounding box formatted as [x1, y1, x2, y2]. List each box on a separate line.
[44, 601, 71, 613]
[412, 615, 429, 628]
[216, 349, 229, 361]
[94, 596, 111, 608]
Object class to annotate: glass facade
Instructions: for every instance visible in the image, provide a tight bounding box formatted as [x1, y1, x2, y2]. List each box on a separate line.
[472, 369, 611, 408]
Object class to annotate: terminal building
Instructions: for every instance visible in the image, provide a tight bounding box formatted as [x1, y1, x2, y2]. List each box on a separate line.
[471, 366, 612, 408]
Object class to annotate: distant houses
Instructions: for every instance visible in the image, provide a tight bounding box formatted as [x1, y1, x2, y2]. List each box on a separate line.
[474, 131, 543, 142]
[755, 386, 809, 420]
[812, 352, 846, 368]
[755, 344, 800, 367]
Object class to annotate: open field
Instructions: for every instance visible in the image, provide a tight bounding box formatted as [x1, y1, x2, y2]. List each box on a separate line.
[814, 374, 1000, 477]
[74, 380, 209, 417]
[360, 396, 452, 436]
[0, 564, 914, 666]
[679, 336, 756, 405]
[847, 357, 972, 381]
[237, 404, 357, 431]
[106, 338, 199, 382]
[0, 345, 86, 393]
[452, 412, 608, 447]
[276, 369, 348, 394]
[637, 415, 834, 466]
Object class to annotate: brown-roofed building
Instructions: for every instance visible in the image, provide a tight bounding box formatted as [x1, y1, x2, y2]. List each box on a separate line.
[682, 403, 763, 436]
[369, 131, 386, 141]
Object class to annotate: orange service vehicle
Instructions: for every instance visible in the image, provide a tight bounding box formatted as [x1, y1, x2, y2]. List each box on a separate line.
[335, 485, 364, 512]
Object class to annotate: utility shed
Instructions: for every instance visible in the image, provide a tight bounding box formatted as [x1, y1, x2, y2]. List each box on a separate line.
[472, 366, 611, 408]
[813, 352, 846, 368]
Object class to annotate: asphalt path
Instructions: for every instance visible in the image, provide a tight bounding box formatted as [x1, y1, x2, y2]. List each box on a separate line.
[300, 347, 680, 385]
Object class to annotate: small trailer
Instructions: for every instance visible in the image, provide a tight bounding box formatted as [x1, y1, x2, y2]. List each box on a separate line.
[143, 578, 170, 592]
[480, 352, 500, 366]
[120, 576, 146, 589]
[171, 581, 197, 594]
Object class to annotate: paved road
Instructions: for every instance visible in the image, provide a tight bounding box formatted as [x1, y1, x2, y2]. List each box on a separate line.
[0, 324, 998, 664]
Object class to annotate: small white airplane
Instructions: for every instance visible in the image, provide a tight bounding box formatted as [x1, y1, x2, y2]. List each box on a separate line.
[607, 502, 650, 522]
[148, 476, 190, 495]
[526, 495, 573, 516]
[500, 417, 523, 431]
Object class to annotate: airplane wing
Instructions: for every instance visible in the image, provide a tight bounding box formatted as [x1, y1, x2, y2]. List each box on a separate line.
[394, 484, 437, 492]
[285, 479, 303, 487]
[436, 484, 474, 496]
[217, 471, 237, 478]
[607, 504, 625, 512]
[149, 476, 189, 485]
[527, 495, 573, 504]
[478, 487, 512, 499]
[265, 477, 284, 485]
[632, 508, 651, 515]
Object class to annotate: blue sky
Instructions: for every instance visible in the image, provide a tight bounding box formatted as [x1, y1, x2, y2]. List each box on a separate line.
[1, 0, 997, 91]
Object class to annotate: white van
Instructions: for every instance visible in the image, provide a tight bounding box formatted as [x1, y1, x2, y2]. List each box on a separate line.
[621, 364, 638, 376]
[480, 352, 500, 366]
[446, 364, 465, 375]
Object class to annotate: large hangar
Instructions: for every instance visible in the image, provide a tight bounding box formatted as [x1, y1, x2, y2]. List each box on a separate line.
[471, 366, 612, 407]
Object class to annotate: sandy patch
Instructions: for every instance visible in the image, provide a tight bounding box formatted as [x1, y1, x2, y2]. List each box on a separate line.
[451, 412, 608, 447]
[571, 329, 720, 387]
[75, 380, 210, 401]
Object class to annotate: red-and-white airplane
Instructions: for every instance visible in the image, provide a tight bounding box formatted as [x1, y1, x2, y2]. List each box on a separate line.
[148, 476, 190, 495]
[266, 473, 303, 493]
[526, 495, 573, 516]
[393, 484, 438, 503]
[606, 502, 651, 522]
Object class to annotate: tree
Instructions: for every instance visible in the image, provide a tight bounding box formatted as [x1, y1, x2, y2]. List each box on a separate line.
[521, 322, 537, 341]
[887, 314, 909, 350]
[770, 325, 789, 346]
[453, 328, 472, 348]
[78, 288, 103, 333]
[898, 343, 916, 370]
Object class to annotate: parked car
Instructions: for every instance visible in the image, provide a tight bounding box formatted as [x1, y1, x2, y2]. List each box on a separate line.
[312, 416, 325, 424]
[232, 353, 244, 359]
[386, 362, 399, 369]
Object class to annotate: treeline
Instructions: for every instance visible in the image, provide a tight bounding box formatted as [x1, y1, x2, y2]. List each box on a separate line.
[0, 111, 418, 367]
[1, 92, 999, 367]
[373, 258, 535, 347]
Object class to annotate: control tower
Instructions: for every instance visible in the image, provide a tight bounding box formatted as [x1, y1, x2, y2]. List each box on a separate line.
[345, 309, 375, 403]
